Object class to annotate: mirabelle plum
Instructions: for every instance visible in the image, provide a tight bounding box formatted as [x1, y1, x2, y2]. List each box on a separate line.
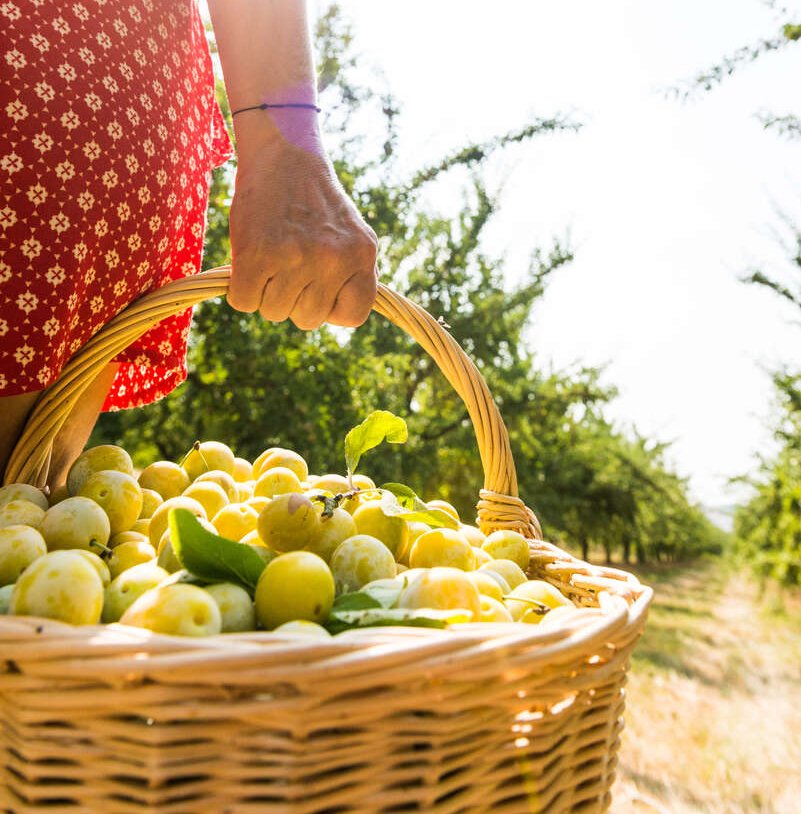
[479, 558, 528, 590]
[67, 445, 133, 496]
[0, 525, 46, 585]
[138, 461, 191, 500]
[352, 502, 408, 560]
[409, 528, 474, 571]
[305, 508, 357, 563]
[253, 466, 303, 499]
[505, 580, 573, 622]
[204, 583, 256, 632]
[109, 530, 148, 548]
[10, 550, 103, 625]
[458, 524, 485, 547]
[102, 562, 169, 623]
[252, 449, 308, 482]
[481, 530, 530, 571]
[79, 470, 143, 535]
[195, 470, 238, 501]
[107, 540, 157, 580]
[0, 499, 45, 530]
[232, 457, 253, 483]
[41, 497, 110, 553]
[0, 484, 49, 512]
[350, 474, 376, 491]
[399, 521, 430, 567]
[138, 488, 163, 520]
[397, 567, 481, 620]
[74, 550, 111, 587]
[340, 488, 381, 516]
[256, 493, 321, 553]
[182, 441, 235, 481]
[330, 534, 397, 594]
[313, 474, 351, 494]
[472, 547, 493, 566]
[211, 503, 259, 541]
[254, 551, 334, 629]
[182, 481, 229, 520]
[273, 620, 331, 637]
[120, 584, 222, 636]
[479, 595, 514, 623]
[246, 496, 271, 514]
[130, 519, 150, 536]
[466, 570, 505, 602]
[236, 482, 255, 501]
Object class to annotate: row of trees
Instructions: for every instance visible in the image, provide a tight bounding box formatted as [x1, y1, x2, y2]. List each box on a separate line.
[93, 5, 723, 565]
[690, 7, 801, 585]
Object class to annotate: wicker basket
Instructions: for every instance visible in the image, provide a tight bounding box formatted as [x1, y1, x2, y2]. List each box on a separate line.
[0, 268, 652, 814]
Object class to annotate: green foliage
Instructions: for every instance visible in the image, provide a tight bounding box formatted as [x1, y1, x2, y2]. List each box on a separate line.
[735, 373, 801, 585]
[675, 6, 800, 140]
[92, 4, 718, 565]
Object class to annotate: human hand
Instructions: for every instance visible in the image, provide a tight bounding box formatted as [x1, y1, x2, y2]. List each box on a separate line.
[226, 125, 378, 330]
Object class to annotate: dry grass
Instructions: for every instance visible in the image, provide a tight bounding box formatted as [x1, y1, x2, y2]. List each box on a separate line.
[611, 559, 801, 814]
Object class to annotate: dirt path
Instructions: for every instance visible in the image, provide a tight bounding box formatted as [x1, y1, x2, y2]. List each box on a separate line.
[611, 561, 801, 814]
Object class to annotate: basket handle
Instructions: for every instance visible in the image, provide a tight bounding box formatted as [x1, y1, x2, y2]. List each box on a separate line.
[4, 268, 541, 539]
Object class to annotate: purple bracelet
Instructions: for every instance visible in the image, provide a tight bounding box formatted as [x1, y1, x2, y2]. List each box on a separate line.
[231, 102, 321, 116]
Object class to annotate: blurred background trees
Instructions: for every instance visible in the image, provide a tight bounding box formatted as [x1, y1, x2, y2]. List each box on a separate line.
[682, 9, 801, 585]
[92, 4, 722, 565]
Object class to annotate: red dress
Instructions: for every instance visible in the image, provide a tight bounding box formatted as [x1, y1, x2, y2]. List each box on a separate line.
[0, 0, 233, 410]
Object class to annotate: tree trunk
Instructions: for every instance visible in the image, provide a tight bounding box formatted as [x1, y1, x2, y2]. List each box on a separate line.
[580, 535, 589, 562]
[622, 535, 631, 565]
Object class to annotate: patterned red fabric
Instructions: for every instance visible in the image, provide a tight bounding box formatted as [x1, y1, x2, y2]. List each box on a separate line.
[0, 0, 233, 410]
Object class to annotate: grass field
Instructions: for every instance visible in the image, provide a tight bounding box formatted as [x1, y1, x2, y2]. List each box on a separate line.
[611, 559, 801, 814]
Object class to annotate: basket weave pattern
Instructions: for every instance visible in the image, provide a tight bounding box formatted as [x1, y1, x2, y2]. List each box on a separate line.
[0, 269, 651, 813]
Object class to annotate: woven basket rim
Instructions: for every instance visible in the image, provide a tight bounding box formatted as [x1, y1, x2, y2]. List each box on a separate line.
[0, 586, 652, 666]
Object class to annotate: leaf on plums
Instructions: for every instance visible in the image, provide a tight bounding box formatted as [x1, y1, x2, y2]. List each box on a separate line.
[381, 482, 418, 508]
[169, 509, 267, 594]
[378, 486, 459, 529]
[331, 581, 403, 617]
[326, 607, 471, 635]
[331, 592, 382, 612]
[344, 411, 408, 477]
[362, 580, 404, 609]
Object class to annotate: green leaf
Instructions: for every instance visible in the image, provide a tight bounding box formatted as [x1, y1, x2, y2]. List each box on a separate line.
[169, 508, 267, 594]
[378, 487, 459, 529]
[344, 411, 408, 477]
[381, 482, 418, 509]
[361, 579, 404, 609]
[331, 591, 382, 612]
[326, 607, 471, 634]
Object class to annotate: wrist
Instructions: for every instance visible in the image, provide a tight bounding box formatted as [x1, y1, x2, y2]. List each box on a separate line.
[233, 106, 323, 165]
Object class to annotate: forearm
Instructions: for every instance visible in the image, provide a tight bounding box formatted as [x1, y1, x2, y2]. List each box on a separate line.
[207, 0, 319, 164]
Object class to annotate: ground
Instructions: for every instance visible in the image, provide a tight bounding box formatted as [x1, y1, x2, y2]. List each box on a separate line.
[611, 560, 801, 814]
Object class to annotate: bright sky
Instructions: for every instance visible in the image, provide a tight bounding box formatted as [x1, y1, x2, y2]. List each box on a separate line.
[315, 0, 801, 515]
